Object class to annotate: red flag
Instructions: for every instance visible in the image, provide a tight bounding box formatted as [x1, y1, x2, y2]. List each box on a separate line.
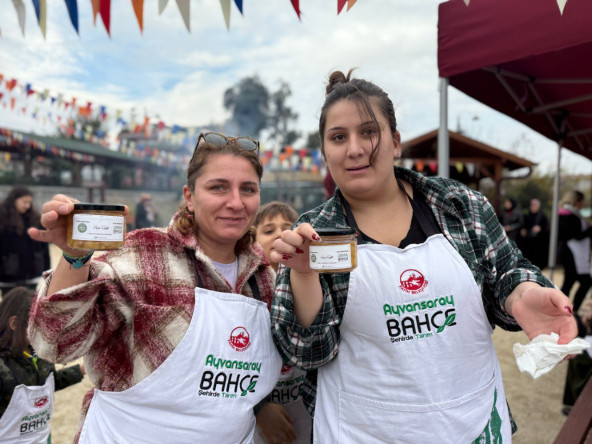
[337, 0, 347, 13]
[100, 0, 111, 36]
[290, 0, 301, 19]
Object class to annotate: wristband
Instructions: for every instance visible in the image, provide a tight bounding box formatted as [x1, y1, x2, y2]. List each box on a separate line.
[62, 250, 94, 269]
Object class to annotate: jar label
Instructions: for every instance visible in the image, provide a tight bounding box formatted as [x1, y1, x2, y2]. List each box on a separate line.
[309, 244, 352, 270]
[72, 214, 125, 242]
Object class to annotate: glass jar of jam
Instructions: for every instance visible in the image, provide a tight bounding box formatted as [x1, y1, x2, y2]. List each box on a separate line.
[309, 227, 357, 273]
[67, 203, 126, 250]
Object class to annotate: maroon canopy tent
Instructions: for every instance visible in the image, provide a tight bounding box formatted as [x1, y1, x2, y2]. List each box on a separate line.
[437, 0, 592, 273]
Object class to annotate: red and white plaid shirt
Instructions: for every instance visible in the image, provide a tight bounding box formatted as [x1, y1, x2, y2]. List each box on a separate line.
[28, 212, 276, 442]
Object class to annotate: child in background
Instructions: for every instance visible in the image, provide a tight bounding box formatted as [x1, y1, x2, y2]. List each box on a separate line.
[253, 202, 311, 444]
[0, 287, 85, 443]
[254, 201, 299, 272]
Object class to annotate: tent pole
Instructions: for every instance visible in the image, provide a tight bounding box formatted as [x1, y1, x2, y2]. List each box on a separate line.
[548, 141, 563, 281]
[438, 77, 450, 178]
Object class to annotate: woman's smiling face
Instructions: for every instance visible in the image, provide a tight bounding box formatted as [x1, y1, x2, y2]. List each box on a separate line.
[184, 153, 260, 256]
[323, 99, 400, 201]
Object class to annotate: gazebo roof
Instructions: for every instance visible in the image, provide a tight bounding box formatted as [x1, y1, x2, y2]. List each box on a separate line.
[401, 129, 535, 171]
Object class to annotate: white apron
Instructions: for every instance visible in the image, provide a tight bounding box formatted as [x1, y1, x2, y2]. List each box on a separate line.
[0, 372, 54, 444]
[79, 286, 282, 444]
[313, 234, 512, 443]
[567, 217, 591, 274]
[254, 364, 312, 444]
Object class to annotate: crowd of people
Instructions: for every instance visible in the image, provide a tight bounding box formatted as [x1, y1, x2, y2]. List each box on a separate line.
[0, 70, 586, 443]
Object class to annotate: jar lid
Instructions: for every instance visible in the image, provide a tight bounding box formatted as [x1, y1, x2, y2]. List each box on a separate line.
[315, 227, 356, 236]
[73, 203, 126, 212]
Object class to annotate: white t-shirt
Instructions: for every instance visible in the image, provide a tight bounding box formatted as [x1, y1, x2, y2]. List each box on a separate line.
[211, 258, 239, 288]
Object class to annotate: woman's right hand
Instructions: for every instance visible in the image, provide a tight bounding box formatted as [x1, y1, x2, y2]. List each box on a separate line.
[270, 223, 319, 274]
[27, 194, 83, 256]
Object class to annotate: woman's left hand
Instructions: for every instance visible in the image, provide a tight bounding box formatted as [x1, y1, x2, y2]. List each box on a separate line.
[505, 282, 578, 344]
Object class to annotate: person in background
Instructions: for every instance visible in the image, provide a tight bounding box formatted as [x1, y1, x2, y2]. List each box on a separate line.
[561, 304, 592, 416]
[253, 201, 299, 273]
[500, 197, 524, 243]
[0, 187, 50, 293]
[558, 190, 592, 314]
[520, 198, 549, 270]
[270, 70, 577, 443]
[134, 193, 159, 229]
[0, 286, 85, 443]
[253, 201, 311, 444]
[27, 132, 292, 444]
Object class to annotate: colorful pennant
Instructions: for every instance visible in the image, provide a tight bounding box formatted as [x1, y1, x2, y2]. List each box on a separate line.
[64, 0, 79, 34]
[176, 0, 190, 32]
[220, 0, 231, 29]
[32, 0, 47, 39]
[99, 0, 111, 36]
[131, 0, 144, 32]
[290, 0, 301, 20]
[12, 0, 26, 36]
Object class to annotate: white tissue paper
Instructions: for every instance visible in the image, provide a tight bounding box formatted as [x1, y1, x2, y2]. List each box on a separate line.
[513, 332, 591, 379]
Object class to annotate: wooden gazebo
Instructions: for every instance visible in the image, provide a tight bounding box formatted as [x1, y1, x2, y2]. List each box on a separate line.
[401, 129, 535, 213]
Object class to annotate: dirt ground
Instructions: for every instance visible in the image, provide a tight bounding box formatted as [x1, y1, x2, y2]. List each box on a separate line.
[46, 246, 580, 443]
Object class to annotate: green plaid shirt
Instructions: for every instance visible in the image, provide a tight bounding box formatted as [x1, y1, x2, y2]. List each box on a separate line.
[270, 166, 553, 422]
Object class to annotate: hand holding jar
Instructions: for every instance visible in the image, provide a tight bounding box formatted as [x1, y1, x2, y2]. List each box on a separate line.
[271, 224, 357, 274]
[27, 194, 129, 257]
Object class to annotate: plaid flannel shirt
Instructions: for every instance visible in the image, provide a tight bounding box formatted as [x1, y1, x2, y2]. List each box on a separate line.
[270, 166, 553, 418]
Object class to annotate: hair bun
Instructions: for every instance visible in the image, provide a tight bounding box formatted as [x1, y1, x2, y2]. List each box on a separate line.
[326, 70, 352, 95]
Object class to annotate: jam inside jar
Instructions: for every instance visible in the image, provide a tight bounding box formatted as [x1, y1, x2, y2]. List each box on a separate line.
[67, 203, 126, 251]
[309, 227, 357, 273]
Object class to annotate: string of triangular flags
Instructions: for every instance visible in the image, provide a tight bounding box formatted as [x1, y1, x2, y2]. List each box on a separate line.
[0, 73, 329, 173]
[9, 0, 359, 38]
[462, 0, 569, 15]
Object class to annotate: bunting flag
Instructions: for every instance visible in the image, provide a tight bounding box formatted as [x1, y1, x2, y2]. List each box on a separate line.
[463, 0, 470, 5]
[176, 0, 190, 32]
[557, 0, 568, 14]
[220, 0, 231, 29]
[99, 0, 111, 36]
[64, 0, 79, 34]
[32, 0, 47, 39]
[131, 0, 144, 32]
[158, 0, 168, 14]
[7, 1, 360, 37]
[290, 0, 301, 20]
[12, 0, 26, 36]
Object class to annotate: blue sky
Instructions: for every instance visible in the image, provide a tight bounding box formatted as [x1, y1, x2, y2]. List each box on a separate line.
[0, 0, 590, 173]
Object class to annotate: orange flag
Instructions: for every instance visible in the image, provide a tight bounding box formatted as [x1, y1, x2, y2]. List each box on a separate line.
[347, 0, 357, 10]
[131, 0, 144, 32]
[90, 0, 100, 24]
